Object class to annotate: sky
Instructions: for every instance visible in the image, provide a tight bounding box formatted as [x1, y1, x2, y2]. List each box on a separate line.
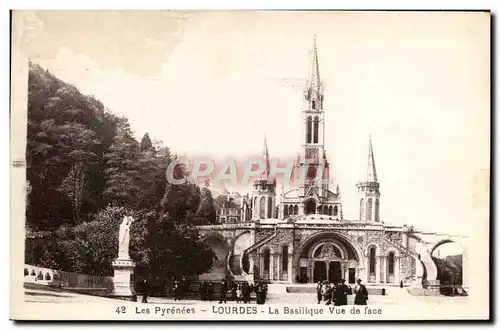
[15, 11, 490, 236]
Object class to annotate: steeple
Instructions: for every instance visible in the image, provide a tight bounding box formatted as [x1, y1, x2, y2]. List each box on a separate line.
[252, 134, 276, 221]
[308, 35, 321, 95]
[262, 134, 270, 180]
[304, 36, 323, 110]
[366, 136, 378, 182]
[356, 136, 381, 223]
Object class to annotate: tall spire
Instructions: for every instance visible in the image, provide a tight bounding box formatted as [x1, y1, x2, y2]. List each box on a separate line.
[263, 134, 270, 180]
[310, 35, 321, 92]
[304, 35, 322, 105]
[366, 136, 378, 182]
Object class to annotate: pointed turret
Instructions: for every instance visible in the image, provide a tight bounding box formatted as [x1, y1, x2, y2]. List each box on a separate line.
[366, 137, 378, 182]
[252, 135, 276, 220]
[263, 134, 270, 180]
[356, 136, 381, 223]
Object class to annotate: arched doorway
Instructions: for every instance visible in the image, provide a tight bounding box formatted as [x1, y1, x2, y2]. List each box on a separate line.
[295, 232, 364, 284]
[305, 199, 316, 215]
[312, 242, 343, 283]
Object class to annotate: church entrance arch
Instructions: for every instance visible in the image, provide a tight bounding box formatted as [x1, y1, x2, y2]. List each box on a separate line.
[295, 232, 365, 284]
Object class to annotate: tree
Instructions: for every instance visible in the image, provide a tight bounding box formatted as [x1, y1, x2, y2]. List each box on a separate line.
[195, 186, 217, 225]
[56, 123, 99, 224]
[103, 126, 142, 208]
[140, 133, 154, 151]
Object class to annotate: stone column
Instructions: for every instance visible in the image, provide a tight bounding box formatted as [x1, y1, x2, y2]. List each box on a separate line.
[375, 256, 380, 283]
[394, 256, 400, 284]
[344, 262, 349, 281]
[248, 254, 255, 281]
[379, 256, 386, 283]
[270, 254, 275, 281]
[260, 253, 265, 280]
[325, 262, 330, 282]
[287, 254, 293, 283]
[277, 253, 281, 281]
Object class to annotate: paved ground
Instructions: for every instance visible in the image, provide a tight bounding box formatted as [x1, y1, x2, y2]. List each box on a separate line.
[25, 286, 469, 306]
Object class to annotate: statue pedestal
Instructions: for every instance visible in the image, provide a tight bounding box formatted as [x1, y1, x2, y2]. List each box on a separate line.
[111, 257, 136, 301]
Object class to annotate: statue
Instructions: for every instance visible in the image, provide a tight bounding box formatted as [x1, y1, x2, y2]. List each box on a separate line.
[112, 215, 136, 300]
[118, 216, 134, 259]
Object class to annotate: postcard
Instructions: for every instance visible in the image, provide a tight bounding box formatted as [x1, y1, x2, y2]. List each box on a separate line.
[10, 10, 490, 321]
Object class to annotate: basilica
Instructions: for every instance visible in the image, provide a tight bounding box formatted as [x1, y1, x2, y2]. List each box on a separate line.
[198, 41, 450, 288]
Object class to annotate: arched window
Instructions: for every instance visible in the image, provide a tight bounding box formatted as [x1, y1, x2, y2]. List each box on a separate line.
[282, 246, 288, 271]
[367, 198, 373, 221]
[305, 200, 316, 214]
[369, 247, 376, 275]
[375, 199, 380, 222]
[267, 197, 273, 218]
[323, 205, 328, 215]
[263, 249, 270, 271]
[294, 205, 298, 215]
[312, 99, 316, 110]
[284, 205, 289, 217]
[259, 196, 266, 219]
[360, 198, 365, 220]
[316, 205, 322, 214]
[333, 205, 338, 216]
[313, 117, 319, 143]
[306, 116, 312, 143]
[388, 252, 395, 275]
[253, 196, 257, 210]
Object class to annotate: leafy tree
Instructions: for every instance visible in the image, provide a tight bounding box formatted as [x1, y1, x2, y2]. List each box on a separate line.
[195, 186, 217, 225]
[140, 133, 154, 151]
[102, 127, 142, 208]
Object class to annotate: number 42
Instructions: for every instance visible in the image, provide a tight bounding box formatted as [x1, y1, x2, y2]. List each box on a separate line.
[116, 306, 126, 314]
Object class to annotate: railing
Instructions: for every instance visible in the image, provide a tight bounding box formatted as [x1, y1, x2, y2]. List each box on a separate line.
[23, 264, 114, 294]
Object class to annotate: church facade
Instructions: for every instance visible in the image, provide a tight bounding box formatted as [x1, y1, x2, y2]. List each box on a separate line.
[198, 41, 446, 287]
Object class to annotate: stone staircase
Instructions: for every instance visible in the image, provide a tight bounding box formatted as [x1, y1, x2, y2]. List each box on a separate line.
[244, 226, 278, 255]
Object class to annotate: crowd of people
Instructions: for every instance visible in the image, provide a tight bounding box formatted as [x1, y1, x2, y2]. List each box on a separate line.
[140, 277, 370, 305]
[316, 278, 369, 305]
[211, 279, 269, 304]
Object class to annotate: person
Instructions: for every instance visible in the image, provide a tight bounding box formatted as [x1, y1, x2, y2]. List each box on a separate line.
[173, 280, 182, 301]
[219, 279, 228, 304]
[207, 281, 214, 302]
[335, 279, 349, 306]
[200, 281, 207, 301]
[236, 283, 243, 303]
[256, 283, 266, 305]
[400, 280, 403, 288]
[141, 279, 150, 303]
[242, 282, 250, 303]
[354, 279, 369, 305]
[316, 281, 323, 304]
[231, 282, 237, 301]
[321, 281, 330, 303]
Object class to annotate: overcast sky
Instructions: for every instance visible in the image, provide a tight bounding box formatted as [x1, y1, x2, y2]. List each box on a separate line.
[17, 11, 490, 236]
